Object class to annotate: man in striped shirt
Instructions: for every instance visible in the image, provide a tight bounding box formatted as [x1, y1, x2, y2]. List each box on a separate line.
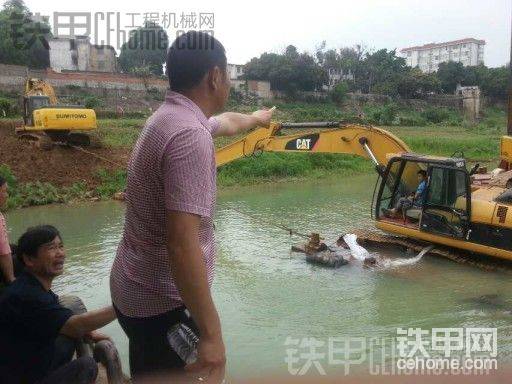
[110, 31, 273, 382]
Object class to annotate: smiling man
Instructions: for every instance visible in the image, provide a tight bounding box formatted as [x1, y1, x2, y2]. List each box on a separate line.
[0, 225, 116, 384]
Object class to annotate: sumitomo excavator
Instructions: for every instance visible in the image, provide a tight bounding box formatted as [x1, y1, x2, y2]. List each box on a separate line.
[215, 121, 512, 261]
[18, 78, 98, 149]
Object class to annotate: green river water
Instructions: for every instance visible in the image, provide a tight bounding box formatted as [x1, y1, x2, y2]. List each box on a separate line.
[5, 174, 512, 379]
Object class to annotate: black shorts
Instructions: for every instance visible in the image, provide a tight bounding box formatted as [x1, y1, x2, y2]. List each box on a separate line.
[114, 305, 200, 379]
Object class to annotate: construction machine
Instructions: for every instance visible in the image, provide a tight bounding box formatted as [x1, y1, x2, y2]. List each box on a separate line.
[18, 78, 98, 148]
[215, 122, 512, 262]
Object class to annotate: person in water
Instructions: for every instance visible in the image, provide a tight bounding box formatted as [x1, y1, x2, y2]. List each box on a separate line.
[383, 169, 428, 218]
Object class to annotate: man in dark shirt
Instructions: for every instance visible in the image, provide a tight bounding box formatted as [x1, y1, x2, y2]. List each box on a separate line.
[0, 225, 117, 384]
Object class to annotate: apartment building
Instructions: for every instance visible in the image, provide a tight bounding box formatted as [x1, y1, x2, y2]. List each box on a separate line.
[400, 38, 485, 73]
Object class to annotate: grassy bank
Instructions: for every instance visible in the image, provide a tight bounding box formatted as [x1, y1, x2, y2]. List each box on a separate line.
[1, 102, 507, 209]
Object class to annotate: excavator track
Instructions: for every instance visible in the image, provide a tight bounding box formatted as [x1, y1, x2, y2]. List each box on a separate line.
[16, 130, 101, 150]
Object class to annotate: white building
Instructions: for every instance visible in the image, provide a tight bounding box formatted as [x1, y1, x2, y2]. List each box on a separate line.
[49, 36, 117, 73]
[400, 38, 485, 73]
[227, 63, 244, 80]
[323, 67, 354, 91]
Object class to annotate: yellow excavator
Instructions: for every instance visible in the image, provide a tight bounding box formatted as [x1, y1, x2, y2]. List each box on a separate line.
[215, 122, 512, 262]
[17, 78, 98, 149]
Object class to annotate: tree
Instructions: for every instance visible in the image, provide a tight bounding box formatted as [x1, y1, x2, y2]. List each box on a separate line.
[244, 46, 326, 97]
[357, 49, 408, 95]
[316, 44, 364, 90]
[0, 0, 51, 68]
[478, 65, 508, 100]
[397, 68, 441, 98]
[330, 81, 349, 103]
[436, 61, 467, 93]
[118, 22, 168, 76]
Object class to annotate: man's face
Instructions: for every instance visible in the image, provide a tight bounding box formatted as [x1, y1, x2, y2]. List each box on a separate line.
[210, 66, 230, 113]
[417, 173, 425, 183]
[25, 236, 66, 279]
[0, 183, 8, 207]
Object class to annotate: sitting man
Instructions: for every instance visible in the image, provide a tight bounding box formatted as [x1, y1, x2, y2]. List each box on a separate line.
[383, 169, 428, 218]
[0, 225, 116, 384]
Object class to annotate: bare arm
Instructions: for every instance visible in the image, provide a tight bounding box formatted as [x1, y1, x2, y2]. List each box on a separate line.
[213, 108, 275, 137]
[0, 253, 14, 283]
[166, 210, 225, 380]
[60, 306, 116, 339]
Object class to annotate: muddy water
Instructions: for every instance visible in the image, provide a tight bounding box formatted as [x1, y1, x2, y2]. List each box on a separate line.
[5, 174, 512, 378]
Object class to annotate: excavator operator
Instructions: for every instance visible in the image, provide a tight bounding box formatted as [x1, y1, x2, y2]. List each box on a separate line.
[383, 169, 428, 218]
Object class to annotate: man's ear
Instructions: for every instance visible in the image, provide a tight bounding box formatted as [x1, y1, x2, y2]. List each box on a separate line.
[21, 254, 34, 268]
[207, 66, 223, 91]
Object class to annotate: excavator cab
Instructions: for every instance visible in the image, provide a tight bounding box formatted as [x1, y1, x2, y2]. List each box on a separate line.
[23, 95, 50, 126]
[375, 154, 471, 239]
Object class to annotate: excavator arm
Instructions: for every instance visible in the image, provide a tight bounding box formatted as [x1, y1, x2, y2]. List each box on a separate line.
[215, 122, 411, 169]
[24, 78, 58, 105]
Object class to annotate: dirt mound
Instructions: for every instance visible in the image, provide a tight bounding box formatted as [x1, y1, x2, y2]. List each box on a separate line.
[0, 125, 130, 188]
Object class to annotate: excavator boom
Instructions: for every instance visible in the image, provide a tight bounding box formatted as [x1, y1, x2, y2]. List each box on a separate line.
[215, 122, 411, 168]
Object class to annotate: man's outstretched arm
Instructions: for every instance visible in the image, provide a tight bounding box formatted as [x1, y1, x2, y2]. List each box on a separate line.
[213, 107, 275, 137]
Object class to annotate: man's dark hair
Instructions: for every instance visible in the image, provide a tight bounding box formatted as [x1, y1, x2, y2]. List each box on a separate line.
[17, 225, 61, 264]
[0, 176, 6, 187]
[418, 170, 427, 177]
[166, 31, 227, 92]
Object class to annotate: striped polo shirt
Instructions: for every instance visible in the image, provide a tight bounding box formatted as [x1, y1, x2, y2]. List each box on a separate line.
[110, 90, 219, 318]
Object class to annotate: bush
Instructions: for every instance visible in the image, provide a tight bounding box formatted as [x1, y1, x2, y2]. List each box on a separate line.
[330, 82, 349, 104]
[95, 169, 127, 198]
[0, 165, 91, 209]
[146, 87, 164, 101]
[367, 104, 399, 125]
[84, 96, 102, 109]
[420, 107, 452, 124]
[65, 84, 81, 91]
[17, 182, 63, 207]
[0, 97, 14, 117]
[229, 88, 245, 104]
[396, 113, 427, 127]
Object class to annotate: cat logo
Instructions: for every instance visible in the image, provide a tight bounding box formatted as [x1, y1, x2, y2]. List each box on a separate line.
[285, 134, 319, 151]
[296, 138, 311, 150]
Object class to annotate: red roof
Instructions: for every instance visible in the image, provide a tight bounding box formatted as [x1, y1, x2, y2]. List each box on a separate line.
[400, 38, 485, 52]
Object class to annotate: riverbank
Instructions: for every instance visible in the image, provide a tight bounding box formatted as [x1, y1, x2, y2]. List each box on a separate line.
[0, 103, 506, 209]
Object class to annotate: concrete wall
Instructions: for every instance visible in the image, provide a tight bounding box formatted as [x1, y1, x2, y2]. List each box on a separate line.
[231, 79, 272, 99]
[89, 46, 116, 73]
[76, 38, 90, 72]
[0, 63, 168, 112]
[0, 64, 29, 89]
[50, 37, 116, 73]
[49, 39, 76, 72]
[247, 80, 271, 99]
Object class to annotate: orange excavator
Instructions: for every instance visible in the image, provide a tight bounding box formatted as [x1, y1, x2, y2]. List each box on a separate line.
[215, 121, 512, 262]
